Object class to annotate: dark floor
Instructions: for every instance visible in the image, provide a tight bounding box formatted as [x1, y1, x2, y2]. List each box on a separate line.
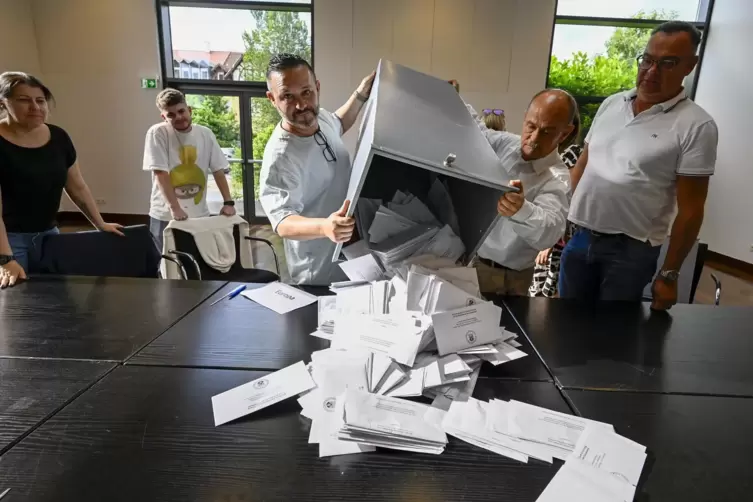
[61, 223, 753, 307]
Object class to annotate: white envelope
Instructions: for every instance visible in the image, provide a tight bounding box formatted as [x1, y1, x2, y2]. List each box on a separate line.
[212, 361, 315, 426]
[569, 426, 647, 487]
[507, 400, 613, 459]
[432, 302, 503, 355]
[333, 313, 425, 366]
[241, 282, 317, 314]
[338, 253, 385, 282]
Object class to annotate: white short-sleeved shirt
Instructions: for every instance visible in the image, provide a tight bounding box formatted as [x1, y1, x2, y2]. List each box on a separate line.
[143, 123, 229, 221]
[569, 88, 718, 245]
[259, 109, 351, 285]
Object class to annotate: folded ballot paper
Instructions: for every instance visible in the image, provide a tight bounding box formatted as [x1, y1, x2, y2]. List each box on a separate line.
[242, 282, 318, 314]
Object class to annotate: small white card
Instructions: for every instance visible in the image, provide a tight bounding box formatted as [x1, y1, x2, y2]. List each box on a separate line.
[432, 301, 503, 355]
[241, 282, 317, 314]
[211, 361, 315, 426]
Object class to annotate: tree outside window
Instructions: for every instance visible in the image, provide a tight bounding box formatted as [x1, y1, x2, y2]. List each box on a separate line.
[547, 9, 681, 141]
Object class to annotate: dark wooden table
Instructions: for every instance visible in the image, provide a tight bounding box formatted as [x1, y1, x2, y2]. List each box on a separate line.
[565, 388, 753, 502]
[128, 282, 330, 370]
[0, 365, 569, 502]
[480, 304, 553, 381]
[128, 285, 552, 381]
[0, 276, 225, 362]
[0, 358, 115, 454]
[504, 297, 753, 396]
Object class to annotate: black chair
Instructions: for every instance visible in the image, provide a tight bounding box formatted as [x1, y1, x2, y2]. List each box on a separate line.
[164, 225, 280, 283]
[38, 224, 163, 278]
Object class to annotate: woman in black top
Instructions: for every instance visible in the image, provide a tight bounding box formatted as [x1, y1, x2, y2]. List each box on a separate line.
[0, 72, 123, 288]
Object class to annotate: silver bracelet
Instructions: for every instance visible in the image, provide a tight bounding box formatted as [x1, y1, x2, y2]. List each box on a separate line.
[354, 90, 368, 103]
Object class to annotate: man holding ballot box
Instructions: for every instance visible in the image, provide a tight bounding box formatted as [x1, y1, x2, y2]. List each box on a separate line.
[259, 53, 375, 285]
[458, 85, 577, 296]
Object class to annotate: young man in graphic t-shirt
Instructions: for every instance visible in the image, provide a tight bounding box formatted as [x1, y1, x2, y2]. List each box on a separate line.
[142, 88, 235, 250]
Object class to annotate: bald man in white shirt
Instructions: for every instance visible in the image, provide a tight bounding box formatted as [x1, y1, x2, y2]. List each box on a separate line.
[466, 89, 577, 296]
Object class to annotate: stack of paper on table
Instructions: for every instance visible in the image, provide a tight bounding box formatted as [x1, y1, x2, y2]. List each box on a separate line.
[312, 296, 338, 339]
[338, 389, 447, 454]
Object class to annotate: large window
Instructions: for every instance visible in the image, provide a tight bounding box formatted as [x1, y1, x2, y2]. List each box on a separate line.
[156, 0, 312, 222]
[547, 0, 714, 140]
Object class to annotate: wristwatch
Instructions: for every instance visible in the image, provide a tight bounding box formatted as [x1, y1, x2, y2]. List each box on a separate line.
[223, 200, 235, 207]
[657, 269, 680, 282]
[0, 254, 15, 266]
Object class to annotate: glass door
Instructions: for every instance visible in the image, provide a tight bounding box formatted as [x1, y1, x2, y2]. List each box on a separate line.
[245, 95, 280, 222]
[183, 92, 245, 216]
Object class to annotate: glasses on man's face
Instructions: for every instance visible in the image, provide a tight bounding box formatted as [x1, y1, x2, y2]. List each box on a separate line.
[636, 54, 681, 71]
[314, 129, 337, 163]
[483, 108, 504, 116]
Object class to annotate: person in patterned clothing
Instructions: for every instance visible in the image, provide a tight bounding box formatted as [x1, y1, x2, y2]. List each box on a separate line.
[528, 144, 582, 297]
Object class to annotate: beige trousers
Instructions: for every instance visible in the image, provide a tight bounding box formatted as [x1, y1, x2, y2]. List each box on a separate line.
[475, 261, 535, 296]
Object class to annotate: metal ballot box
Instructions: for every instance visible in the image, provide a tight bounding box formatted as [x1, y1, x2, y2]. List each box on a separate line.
[334, 59, 515, 264]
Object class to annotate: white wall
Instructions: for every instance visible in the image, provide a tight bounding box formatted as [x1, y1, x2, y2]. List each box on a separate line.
[31, 0, 161, 213]
[0, 0, 42, 75]
[695, 0, 753, 264]
[315, 0, 556, 152]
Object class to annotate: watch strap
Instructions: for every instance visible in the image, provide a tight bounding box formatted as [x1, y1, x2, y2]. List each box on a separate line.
[223, 200, 235, 207]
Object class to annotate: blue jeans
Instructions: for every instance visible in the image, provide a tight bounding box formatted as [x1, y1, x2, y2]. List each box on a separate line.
[7, 227, 60, 273]
[559, 227, 661, 302]
[149, 218, 169, 252]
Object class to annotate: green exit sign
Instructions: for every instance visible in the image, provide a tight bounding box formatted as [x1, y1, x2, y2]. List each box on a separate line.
[141, 78, 158, 89]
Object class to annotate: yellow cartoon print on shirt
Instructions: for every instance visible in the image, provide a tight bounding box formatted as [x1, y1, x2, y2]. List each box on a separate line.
[170, 145, 205, 206]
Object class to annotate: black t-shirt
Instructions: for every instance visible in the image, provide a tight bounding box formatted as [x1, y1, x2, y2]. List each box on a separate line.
[0, 124, 76, 232]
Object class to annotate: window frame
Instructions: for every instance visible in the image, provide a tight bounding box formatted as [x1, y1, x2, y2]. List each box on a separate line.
[154, 0, 314, 223]
[546, 0, 716, 124]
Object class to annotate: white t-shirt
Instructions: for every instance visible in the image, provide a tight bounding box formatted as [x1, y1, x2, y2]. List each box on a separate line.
[143, 123, 229, 221]
[569, 88, 718, 245]
[259, 110, 351, 286]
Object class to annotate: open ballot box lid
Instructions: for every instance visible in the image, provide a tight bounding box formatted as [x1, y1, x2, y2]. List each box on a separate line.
[333, 59, 517, 265]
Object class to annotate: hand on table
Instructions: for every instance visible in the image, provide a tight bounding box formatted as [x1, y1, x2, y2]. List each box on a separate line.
[171, 207, 188, 221]
[651, 278, 678, 311]
[535, 248, 552, 266]
[98, 222, 125, 236]
[498, 180, 525, 217]
[0, 260, 26, 289]
[220, 205, 236, 217]
[323, 200, 355, 244]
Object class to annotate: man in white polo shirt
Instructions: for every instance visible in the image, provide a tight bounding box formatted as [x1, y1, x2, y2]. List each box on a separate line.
[560, 21, 718, 309]
[259, 54, 374, 285]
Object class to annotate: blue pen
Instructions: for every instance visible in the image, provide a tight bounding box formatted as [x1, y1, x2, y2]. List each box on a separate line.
[210, 285, 247, 306]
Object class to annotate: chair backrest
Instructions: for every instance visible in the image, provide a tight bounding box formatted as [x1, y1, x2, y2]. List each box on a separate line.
[171, 225, 244, 281]
[169, 224, 279, 283]
[642, 239, 702, 304]
[39, 225, 161, 278]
